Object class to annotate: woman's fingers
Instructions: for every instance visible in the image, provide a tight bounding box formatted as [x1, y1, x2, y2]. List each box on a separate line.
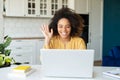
[40, 25, 53, 38]
[41, 25, 46, 35]
[46, 25, 49, 32]
[41, 25, 49, 32]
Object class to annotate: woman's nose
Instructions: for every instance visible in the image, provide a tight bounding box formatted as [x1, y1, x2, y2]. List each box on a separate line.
[62, 27, 66, 31]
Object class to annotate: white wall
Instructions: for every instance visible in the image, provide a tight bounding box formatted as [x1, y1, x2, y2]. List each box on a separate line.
[4, 17, 50, 38]
[0, 0, 4, 43]
[88, 0, 103, 60]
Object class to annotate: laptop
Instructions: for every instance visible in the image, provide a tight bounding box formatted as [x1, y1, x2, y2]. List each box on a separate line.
[40, 49, 94, 78]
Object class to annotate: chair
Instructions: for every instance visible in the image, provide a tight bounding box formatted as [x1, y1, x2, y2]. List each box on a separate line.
[102, 46, 120, 67]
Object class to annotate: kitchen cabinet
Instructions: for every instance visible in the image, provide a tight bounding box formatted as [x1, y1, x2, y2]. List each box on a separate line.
[37, 38, 44, 64]
[4, 0, 25, 16]
[26, 0, 74, 17]
[8, 39, 44, 64]
[75, 0, 89, 14]
[4, 0, 75, 17]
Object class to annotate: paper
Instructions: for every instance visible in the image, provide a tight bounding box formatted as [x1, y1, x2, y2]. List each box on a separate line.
[8, 68, 35, 77]
[103, 68, 120, 79]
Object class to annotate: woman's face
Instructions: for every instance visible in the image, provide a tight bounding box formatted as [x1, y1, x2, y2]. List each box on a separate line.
[57, 18, 71, 39]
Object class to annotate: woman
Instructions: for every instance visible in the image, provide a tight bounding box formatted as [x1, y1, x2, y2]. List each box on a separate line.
[41, 7, 86, 49]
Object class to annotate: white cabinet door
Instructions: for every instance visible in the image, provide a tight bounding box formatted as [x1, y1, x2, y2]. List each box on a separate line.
[4, 0, 75, 17]
[24, 0, 38, 17]
[5, 0, 25, 16]
[75, 0, 89, 14]
[8, 40, 38, 64]
[37, 39, 44, 64]
[25, 0, 62, 17]
[68, 0, 75, 10]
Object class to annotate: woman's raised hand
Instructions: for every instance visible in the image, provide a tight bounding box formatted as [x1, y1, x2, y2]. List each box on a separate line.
[41, 25, 53, 44]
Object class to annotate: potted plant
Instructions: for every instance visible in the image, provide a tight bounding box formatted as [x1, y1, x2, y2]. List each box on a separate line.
[0, 36, 13, 67]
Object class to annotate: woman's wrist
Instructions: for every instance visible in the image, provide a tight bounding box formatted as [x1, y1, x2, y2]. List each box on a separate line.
[44, 38, 51, 46]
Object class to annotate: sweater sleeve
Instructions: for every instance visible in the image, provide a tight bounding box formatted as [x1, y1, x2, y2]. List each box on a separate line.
[43, 39, 54, 49]
[43, 45, 51, 49]
[79, 38, 86, 49]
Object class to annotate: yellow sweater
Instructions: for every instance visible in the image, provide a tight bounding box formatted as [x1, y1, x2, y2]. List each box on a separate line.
[44, 36, 86, 49]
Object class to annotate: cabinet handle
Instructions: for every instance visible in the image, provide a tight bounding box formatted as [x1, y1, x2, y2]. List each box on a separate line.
[23, 62, 29, 64]
[16, 47, 22, 49]
[16, 40, 22, 42]
[16, 55, 22, 56]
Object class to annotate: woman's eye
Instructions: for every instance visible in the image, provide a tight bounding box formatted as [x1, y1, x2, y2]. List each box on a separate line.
[58, 25, 71, 28]
[58, 25, 63, 28]
[66, 25, 71, 28]
[67, 26, 70, 28]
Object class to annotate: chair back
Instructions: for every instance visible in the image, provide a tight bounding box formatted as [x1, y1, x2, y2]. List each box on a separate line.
[102, 46, 120, 66]
[109, 46, 120, 58]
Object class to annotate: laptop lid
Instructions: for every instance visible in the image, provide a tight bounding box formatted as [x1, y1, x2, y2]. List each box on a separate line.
[40, 49, 94, 78]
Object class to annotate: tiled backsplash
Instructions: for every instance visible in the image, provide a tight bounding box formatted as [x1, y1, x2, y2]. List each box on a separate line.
[4, 17, 50, 38]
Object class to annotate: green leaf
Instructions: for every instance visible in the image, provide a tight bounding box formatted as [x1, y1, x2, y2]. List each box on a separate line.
[3, 37, 12, 48]
[0, 36, 12, 55]
[4, 49, 11, 56]
[0, 44, 4, 54]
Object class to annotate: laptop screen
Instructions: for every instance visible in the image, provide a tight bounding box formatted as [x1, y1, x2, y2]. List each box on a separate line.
[40, 49, 94, 78]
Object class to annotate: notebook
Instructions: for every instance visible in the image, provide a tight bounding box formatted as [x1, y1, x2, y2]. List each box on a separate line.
[103, 68, 120, 79]
[40, 49, 94, 78]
